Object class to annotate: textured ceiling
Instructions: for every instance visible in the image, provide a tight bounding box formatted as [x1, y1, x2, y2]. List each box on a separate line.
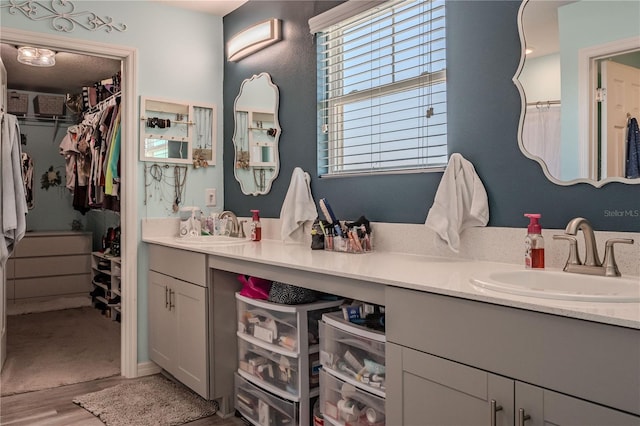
[1, 0, 246, 96]
[1, 43, 122, 96]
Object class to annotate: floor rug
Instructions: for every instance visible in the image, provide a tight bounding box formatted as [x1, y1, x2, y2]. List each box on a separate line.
[73, 374, 218, 426]
[7, 295, 92, 315]
[1, 306, 120, 396]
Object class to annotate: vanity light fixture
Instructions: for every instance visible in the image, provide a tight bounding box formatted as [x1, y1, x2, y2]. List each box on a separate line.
[17, 46, 56, 67]
[227, 18, 281, 62]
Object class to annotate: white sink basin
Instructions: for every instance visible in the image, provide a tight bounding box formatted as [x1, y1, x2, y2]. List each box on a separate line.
[471, 270, 640, 302]
[173, 235, 251, 246]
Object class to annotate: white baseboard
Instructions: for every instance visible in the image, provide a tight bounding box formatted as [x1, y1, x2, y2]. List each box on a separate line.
[137, 361, 161, 377]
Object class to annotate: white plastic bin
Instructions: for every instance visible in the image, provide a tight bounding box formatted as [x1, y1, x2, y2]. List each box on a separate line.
[320, 311, 386, 397]
[319, 369, 385, 426]
[235, 372, 298, 426]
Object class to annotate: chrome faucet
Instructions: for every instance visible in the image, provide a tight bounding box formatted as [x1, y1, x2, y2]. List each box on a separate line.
[219, 210, 245, 238]
[553, 217, 634, 277]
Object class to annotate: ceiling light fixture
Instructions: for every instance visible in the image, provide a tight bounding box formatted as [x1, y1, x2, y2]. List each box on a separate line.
[17, 46, 56, 67]
[227, 18, 281, 62]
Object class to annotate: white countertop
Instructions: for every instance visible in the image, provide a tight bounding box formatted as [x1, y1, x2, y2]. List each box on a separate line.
[143, 236, 640, 329]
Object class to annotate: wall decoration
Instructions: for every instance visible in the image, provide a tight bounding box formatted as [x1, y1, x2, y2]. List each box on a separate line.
[41, 165, 61, 190]
[1, 0, 127, 33]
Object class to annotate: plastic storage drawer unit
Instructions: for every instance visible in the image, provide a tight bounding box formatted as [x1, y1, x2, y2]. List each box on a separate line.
[235, 372, 297, 426]
[238, 335, 300, 398]
[237, 294, 300, 352]
[320, 311, 386, 397]
[320, 369, 385, 426]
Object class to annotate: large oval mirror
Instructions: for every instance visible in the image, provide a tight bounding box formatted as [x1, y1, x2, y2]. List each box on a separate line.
[232, 73, 281, 196]
[515, 0, 640, 187]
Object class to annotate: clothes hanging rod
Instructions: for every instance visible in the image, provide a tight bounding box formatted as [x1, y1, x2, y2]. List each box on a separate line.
[526, 100, 561, 106]
[16, 114, 76, 124]
[86, 91, 121, 114]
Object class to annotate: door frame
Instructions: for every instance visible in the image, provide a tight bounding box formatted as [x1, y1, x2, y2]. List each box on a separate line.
[579, 36, 640, 182]
[1, 28, 139, 378]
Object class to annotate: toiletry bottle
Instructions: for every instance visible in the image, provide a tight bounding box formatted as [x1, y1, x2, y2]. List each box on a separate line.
[250, 209, 262, 241]
[524, 213, 544, 269]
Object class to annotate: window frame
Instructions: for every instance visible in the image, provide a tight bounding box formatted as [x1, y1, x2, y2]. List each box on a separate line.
[316, 0, 448, 177]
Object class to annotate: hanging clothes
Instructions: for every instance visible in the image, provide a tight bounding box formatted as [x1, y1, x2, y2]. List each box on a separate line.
[21, 151, 34, 209]
[626, 117, 640, 179]
[1, 113, 28, 264]
[59, 95, 121, 213]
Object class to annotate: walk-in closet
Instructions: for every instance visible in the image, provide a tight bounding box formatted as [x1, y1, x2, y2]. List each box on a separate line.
[1, 43, 124, 396]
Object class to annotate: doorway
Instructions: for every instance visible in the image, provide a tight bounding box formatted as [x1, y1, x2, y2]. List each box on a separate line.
[0, 28, 138, 380]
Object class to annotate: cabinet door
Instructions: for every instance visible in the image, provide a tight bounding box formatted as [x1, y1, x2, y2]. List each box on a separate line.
[516, 382, 640, 426]
[172, 277, 208, 398]
[148, 270, 176, 371]
[387, 343, 514, 426]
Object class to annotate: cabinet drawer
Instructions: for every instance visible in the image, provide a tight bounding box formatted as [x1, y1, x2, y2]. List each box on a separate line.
[237, 293, 300, 351]
[320, 312, 386, 397]
[320, 369, 385, 426]
[6, 278, 15, 300]
[13, 233, 91, 257]
[148, 244, 206, 286]
[235, 372, 298, 426]
[15, 274, 91, 299]
[14, 254, 90, 278]
[6, 259, 15, 279]
[238, 337, 300, 399]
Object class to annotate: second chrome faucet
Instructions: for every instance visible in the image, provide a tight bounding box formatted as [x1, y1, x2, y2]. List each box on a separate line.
[553, 217, 634, 277]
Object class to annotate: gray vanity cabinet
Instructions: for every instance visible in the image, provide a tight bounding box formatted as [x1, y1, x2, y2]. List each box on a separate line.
[388, 344, 639, 425]
[385, 287, 640, 425]
[388, 342, 514, 425]
[148, 245, 208, 398]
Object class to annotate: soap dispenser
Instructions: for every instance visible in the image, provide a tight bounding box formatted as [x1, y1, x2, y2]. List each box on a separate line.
[250, 209, 261, 241]
[524, 213, 544, 269]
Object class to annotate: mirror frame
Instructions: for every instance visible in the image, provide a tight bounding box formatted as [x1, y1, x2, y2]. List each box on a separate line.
[139, 96, 193, 164]
[514, 0, 640, 187]
[232, 72, 281, 196]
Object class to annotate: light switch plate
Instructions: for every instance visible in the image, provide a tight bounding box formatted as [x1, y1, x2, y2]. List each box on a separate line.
[205, 188, 216, 207]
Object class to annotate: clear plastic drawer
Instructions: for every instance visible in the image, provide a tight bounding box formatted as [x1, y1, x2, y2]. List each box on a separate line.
[319, 369, 385, 426]
[320, 312, 386, 397]
[237, 293, 300, 352]
[238, 337, 300, 399]
[235, 372, 297, 426]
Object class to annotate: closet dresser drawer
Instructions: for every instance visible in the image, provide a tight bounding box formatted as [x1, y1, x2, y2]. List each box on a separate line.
[235, 372, 298, 426]
[13, 233, 90, 257]
[8, 231, 92, 302]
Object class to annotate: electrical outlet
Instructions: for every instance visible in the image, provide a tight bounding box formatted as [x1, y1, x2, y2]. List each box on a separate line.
[205, 188, 216, 207]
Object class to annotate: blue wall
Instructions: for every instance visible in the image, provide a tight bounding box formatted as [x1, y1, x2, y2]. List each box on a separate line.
[223, 0, 640, 232]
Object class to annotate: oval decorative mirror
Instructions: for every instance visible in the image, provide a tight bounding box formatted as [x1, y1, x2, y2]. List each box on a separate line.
[232, 73, 281, 196]
[515, 0, 640, 187]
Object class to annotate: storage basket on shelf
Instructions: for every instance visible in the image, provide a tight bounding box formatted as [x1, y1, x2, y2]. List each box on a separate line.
[33, 94, 65, 117]
[7, 92, 28, 115]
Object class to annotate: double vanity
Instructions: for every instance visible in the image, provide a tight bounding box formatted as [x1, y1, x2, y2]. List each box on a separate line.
[143, 223, 639, 425]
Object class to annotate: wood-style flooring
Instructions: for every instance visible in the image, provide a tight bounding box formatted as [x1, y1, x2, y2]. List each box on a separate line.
[0, 376, 246, 426]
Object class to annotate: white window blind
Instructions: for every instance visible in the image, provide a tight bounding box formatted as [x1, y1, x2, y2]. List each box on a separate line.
[314, 0, 447, 176]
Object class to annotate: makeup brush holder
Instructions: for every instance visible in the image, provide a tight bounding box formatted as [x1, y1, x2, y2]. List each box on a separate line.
[323, 222, 372, 254]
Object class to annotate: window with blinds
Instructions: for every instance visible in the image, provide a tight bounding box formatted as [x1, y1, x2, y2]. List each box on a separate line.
[315, 0, 447, 176]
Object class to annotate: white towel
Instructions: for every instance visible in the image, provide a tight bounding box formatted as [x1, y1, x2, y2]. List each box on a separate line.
[425, 153, 489, 253]
[1, 113, 28, 263]
[280, 167, 318, 242]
